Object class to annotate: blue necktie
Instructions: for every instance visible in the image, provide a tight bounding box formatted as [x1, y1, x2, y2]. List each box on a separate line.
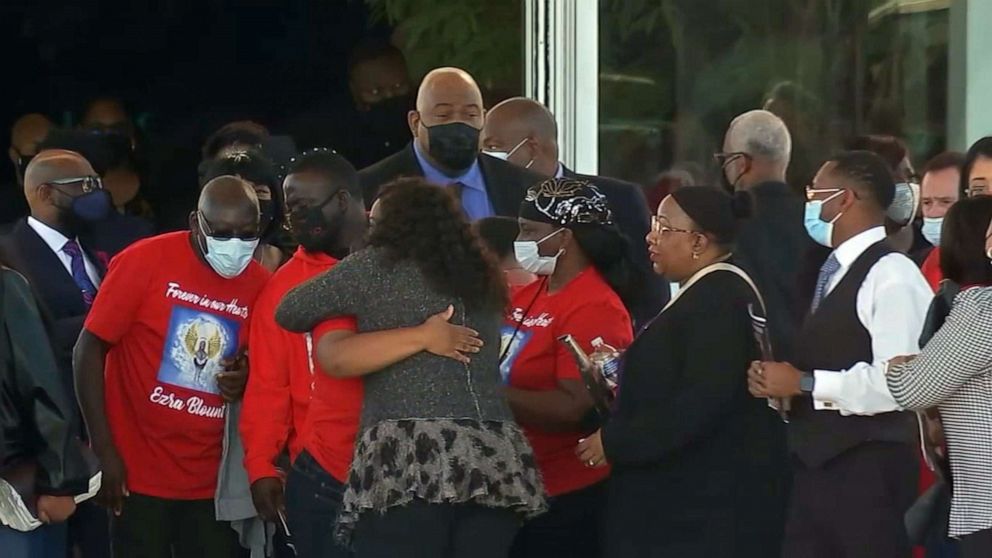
[811, 254, 841, 312]
[62, 239, 98, 306]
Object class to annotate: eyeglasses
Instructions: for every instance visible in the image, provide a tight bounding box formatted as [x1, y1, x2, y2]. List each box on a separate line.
[651, 215, 698, 236]
[46, 175, 104, 194]
[713, 152, 750, 167]
[804, 187, 843, 201]
[198, 211, 259, 241]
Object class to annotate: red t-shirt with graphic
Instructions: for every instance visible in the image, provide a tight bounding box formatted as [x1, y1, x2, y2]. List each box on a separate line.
[501, 268, 633, 496]
[85, 232, 270, 500]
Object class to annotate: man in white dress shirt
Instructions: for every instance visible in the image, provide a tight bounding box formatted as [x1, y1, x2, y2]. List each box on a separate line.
[749, 150, 932, 558]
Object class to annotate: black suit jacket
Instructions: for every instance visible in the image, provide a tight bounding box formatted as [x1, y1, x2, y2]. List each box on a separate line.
[0, 219, 106, 397]
[563, 167, 668, 326]
[358, 143, 544, 216]
[734, 181, 818, 362]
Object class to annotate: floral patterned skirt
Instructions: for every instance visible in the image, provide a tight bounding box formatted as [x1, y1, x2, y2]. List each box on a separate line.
[336, 418, 547, 543]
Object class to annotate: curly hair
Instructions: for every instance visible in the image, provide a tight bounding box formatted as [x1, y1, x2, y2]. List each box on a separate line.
[369, 178, 508, 311]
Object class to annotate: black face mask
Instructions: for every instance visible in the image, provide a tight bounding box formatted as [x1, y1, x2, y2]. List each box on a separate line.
[423, 121, 480, 172]
[288, 191, 343, 255]
[362, 95, 412, 133]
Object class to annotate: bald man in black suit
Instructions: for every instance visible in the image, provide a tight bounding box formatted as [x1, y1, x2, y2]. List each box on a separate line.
[480, 97, 667, 325]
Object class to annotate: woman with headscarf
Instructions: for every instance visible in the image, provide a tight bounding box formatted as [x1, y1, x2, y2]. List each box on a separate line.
[501, 178, 635, 558]
[275, 178, 545, 558]
[577, 186, 788, 557]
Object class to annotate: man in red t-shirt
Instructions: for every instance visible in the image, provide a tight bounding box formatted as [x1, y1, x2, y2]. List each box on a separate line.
[239, 149, 366, 557]
[74, 176, 270, 557]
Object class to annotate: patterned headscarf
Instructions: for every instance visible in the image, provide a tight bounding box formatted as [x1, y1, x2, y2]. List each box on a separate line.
[519, 177, 614, 227]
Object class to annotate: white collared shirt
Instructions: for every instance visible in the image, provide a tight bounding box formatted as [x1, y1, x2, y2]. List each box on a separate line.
[27, 217, 102, 288]
[811, 226, 932, 415]
[554, 163, 564, 179]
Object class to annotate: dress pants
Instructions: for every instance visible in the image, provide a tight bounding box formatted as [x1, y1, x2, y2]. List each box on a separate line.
[959, 528, 992, 558]
[110, 493, 240, 558]
[353, 499, 520, 558]
[783, 442, 919, 558]
[510, 481, 605, 558]
[68, 500, 111, 557]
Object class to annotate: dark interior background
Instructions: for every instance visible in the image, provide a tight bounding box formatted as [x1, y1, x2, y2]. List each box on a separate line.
[1, 0, 392, 227]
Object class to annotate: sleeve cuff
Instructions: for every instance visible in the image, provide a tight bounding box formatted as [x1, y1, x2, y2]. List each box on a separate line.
[245, 458, 280, 484]
[811, 370, 841, 411]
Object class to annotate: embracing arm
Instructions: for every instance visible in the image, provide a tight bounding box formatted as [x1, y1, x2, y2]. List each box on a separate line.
[317, 306, 483, 378]
[887, 290, 992, 409]
[275, 255, 364, 333]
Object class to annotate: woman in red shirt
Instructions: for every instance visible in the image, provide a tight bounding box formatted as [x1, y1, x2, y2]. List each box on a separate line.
[502, 178, 635, 558]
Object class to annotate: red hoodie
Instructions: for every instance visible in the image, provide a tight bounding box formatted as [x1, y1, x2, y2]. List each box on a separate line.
[241, 248, 360, 483]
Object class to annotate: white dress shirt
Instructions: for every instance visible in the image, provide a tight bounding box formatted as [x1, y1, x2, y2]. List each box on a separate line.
[810, 226, 932, 415]
[554, 163, 565, 179]
[27, 217, 102, 288]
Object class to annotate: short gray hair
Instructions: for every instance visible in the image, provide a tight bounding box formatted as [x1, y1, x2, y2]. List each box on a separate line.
[726, 110, 792, 165]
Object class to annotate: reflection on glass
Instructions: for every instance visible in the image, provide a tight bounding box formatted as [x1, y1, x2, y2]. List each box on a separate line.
[366, 1, 524, 105]
[599, 0, 950, 197]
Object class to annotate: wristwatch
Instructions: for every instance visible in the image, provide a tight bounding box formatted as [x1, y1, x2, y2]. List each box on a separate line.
[799, 372, 816, 394]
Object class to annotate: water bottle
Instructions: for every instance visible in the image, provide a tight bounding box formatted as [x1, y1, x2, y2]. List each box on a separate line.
[589, 337, 621, 391]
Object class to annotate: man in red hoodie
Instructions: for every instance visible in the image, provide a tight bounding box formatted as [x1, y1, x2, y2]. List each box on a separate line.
[240, 149, 367, 557]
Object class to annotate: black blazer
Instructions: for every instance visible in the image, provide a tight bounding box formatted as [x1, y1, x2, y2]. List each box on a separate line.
[358, 143, 544, 216]
[0, 219, 106, 392]
[562, 167, 668, 325]
[601, 267, 788, 557]
[734, 181, 818, 362]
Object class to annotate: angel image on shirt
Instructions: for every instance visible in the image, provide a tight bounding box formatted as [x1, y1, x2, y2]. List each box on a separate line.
[157, 305, 238, 395]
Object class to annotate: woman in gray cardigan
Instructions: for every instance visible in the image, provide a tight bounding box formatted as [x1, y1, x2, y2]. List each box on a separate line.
[276, 179, 545, 558]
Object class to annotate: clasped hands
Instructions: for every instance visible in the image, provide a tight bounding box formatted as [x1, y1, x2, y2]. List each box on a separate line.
[747, 361, 804, 398]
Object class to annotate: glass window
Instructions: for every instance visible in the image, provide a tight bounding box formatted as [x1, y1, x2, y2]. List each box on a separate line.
[598, 0, 951, 203]
[366, 1, 525, 105]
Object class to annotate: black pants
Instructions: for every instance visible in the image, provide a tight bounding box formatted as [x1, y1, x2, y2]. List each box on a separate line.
[960, 528, 992, 558]
[284, 450, 350, 558]
[783, 442, 919, 558]
[353, 499, 519, 558]
[68, 500, 111, 557]
[110, 493, 239, 558]
[510, 481, 605, 558]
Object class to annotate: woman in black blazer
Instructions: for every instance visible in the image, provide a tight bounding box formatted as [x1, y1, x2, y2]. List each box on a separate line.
[577, 187, 789, 557]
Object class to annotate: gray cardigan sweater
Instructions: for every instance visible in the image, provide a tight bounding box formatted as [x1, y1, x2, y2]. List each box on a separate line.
[275, 247, 513, 428]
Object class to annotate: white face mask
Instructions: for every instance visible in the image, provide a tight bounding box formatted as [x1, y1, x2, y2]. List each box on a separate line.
[198, 216, 259, 279]
[921, 216, 943, 247]
[483, 138, 534, 168]
[513, 228, 564, 276]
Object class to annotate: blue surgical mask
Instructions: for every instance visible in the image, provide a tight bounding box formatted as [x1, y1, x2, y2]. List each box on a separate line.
[921, 216, 943, 247]
[197, 217, 259, 278]
[803, 191, 845, 248]
[513, 228, 564, 275]
[887, 182, 920, 225]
